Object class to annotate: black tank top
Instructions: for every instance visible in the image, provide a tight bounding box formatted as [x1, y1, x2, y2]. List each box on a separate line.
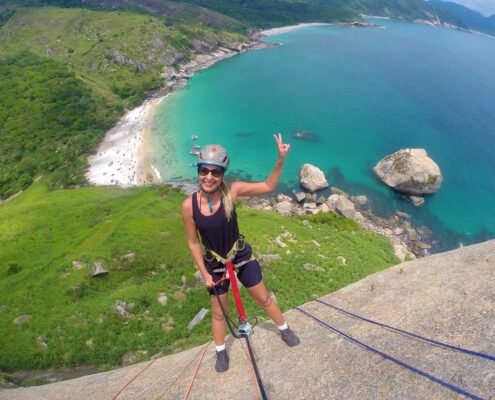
[192, 191, 240, 259]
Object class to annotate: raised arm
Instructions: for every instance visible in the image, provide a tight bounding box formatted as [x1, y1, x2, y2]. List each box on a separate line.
[181, 197, 214, 287]
[230, 133, 291, 200]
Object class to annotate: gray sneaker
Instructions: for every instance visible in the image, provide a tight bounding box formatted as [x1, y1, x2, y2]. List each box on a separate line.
[215, 349, 229, 372]
[280, 327, 300, 347]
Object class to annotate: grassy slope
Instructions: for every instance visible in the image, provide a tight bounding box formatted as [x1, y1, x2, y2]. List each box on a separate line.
[0, 182, 397, 371]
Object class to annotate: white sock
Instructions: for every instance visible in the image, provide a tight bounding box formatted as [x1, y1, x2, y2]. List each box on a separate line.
[277, 322, 288, 331]
[216, 343, 226, 352]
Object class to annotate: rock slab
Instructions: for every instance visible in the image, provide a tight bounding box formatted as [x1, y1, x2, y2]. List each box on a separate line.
[2, 240, 494, 400]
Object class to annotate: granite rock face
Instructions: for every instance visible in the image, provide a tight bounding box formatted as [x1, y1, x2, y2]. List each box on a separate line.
[373, 149, 442, 195]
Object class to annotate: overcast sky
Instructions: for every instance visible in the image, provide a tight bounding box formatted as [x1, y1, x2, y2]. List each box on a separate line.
[438, 0, 495, 16]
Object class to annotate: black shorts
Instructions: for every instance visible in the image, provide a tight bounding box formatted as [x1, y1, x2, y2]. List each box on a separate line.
[206, 243, 263, 296]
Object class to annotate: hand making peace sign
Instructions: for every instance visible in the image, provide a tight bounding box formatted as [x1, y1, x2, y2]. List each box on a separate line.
[274, 133, 291, 161]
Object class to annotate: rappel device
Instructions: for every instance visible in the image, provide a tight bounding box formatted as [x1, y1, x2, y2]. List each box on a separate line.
[225, 260, 254, 337]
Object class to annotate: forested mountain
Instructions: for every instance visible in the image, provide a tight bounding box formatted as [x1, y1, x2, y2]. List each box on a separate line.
[1, 0, 450, 28]
[173, 0, 459, 27]
[428, 0, 495, 35]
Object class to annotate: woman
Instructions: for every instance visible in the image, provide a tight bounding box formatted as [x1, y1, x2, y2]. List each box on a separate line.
[182, 134, 300, 373]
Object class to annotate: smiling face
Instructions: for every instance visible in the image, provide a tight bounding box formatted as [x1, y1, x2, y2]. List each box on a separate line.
[198, 165, 224, 193]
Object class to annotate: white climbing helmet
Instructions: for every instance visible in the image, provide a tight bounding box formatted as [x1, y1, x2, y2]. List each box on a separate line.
[197, 144, 229, 170]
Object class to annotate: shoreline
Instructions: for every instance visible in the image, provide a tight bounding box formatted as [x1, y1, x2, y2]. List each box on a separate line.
[86, 40, 268, 187]
[260, 23, 331, 36]
[85, 97, 164, 187]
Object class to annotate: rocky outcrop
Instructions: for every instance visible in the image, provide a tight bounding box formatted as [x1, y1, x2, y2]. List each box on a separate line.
[243, 184, 433, 261]
[299, 164, 329, 193]
[373, 148, 442, 195]
[111, 49, 148, 72]
[157, 40, 269, 98]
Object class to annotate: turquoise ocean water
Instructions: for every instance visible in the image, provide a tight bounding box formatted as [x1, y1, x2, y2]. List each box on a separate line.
[152, 19, 495, 251]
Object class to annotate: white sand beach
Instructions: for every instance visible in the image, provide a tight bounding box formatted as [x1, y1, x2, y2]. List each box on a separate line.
[261, 23, 330, 37]
[85, 40, 267, 189]
[86, 97, 163, 187]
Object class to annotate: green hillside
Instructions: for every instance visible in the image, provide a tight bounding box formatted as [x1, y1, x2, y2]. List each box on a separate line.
[0, 6, 247, 199]
[0, 1, 247, 31]
[0, 183, 397, 373]
[0, 51, 119, 199]
[0, 7, 245, 103]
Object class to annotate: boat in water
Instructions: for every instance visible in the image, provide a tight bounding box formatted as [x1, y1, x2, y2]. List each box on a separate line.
[191, 135, 199, 140]
[193, 144, 201, 149]
[190, 149, 200, 155]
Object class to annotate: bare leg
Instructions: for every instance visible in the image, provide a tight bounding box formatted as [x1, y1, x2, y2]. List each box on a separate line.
[210, 292, 228, 345]
[246, 281, 285, 326]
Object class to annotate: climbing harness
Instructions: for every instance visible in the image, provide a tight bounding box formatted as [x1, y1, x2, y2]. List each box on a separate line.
[296, 306, 487, 400]
[205, 236, 258, 338]
[203, 235, 255, 273]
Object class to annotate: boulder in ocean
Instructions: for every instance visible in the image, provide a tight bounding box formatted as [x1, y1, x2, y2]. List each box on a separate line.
[292, 130, 318, 142]
[372, 149, 442, 195]
[299, 164, 329, 193]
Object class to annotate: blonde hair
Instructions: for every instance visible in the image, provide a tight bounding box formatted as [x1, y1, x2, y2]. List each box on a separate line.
[219, 181, 234, 221]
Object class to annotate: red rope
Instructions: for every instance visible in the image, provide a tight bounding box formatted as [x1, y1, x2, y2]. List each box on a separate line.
[183, 341, 211, 400]
[111, 357, 159, 400]
[226, 260, 247, 322]
[152, 343, 210, 400]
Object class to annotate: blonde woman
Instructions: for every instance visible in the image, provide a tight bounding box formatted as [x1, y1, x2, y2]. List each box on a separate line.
[182, 134, 300, 372]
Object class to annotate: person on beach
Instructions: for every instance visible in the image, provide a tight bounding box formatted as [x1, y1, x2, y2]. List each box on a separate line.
[181, 134, 300, 373]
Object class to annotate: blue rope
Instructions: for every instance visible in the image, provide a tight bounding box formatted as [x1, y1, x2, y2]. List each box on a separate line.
[296, 307, 485, 400]
[316, 299, 495, 362]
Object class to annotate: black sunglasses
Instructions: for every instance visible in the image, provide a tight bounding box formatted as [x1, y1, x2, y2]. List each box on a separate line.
[198, 166, 224, 178]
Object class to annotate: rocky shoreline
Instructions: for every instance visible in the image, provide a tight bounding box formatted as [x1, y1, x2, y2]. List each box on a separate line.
[146, 39, 272, 101]
[242, 188, 433, 262]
